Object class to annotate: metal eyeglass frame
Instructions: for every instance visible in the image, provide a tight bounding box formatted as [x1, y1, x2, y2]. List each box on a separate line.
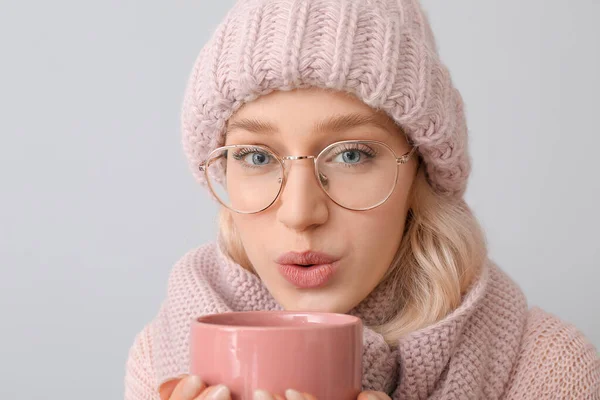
[199, 139, 418, 214]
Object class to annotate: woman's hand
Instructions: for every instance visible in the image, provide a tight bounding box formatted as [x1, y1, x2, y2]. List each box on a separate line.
[158, 375, 231, 400]
[158, 374, 391, 400]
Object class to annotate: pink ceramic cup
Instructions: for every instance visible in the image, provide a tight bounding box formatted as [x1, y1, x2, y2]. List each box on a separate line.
[189, 310, 363, 400]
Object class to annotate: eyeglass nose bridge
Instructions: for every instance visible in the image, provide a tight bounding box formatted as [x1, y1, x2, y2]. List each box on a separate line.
[281, 155, 317, 161]
[277, 155, 329, 186]
[279, 155, 318, 173]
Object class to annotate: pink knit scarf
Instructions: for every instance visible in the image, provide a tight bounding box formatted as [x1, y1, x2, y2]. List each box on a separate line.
[150, 240, 529, 399]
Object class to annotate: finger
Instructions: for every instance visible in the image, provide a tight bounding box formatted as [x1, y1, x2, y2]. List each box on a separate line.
[254, 389, 276, 400]
[302, 393, 317, 400]
[274, 395, 286, 400]
[357, 391, 391, 400]
[159, 375, 187, 400]
[169, 375, 207, 400]
[196, 384, 231, 400]
[284, 389, 305, 400]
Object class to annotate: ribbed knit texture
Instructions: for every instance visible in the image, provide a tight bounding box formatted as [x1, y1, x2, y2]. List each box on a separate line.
[124, 241, 600, 399]
[181, 0, 470, 198]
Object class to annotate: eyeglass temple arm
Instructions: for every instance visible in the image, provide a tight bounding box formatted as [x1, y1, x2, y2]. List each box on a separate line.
[397, 147, 418, 164]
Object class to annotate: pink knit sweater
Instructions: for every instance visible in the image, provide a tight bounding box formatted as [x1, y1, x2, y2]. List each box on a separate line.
[124, 241, 600, 399]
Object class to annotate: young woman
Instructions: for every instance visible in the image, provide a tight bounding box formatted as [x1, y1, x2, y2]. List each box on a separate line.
[124, 1, 600, 399]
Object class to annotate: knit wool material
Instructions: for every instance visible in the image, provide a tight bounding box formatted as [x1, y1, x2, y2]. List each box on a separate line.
[181, 0, 470, 198]
[124, 241, 600, 399]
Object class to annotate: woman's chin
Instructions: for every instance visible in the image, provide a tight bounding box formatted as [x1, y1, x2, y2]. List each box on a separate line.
[279, 293, 351, 314]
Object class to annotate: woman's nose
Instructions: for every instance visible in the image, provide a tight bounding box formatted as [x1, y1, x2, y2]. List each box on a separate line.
[275, 159, 329, 232]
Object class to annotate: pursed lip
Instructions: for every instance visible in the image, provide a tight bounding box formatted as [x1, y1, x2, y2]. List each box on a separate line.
[275, 251, 339, 266]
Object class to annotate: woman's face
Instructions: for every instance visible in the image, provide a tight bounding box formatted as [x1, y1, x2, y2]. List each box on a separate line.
[225, 88, 417, 313]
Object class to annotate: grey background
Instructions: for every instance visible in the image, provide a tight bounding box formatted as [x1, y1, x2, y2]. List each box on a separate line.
[0, 0, 598, 398]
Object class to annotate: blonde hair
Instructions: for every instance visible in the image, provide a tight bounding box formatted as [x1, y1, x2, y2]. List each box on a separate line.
[217, 163, 488, 345]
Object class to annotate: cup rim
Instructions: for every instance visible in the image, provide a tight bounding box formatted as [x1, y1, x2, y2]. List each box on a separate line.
[192, 310, 362, 331]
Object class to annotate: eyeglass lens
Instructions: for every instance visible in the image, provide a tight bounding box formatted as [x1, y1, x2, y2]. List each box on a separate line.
[205, 141, 398, 213]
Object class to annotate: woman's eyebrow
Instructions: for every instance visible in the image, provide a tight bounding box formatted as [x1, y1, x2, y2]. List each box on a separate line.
[226, 113, 393, 136]
[227, 118, 278, 135]
[314, 113, 393, 135]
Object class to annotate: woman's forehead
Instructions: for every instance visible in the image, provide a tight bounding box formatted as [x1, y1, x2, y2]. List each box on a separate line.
[231, 88, 376, 116]
[226, 88, 402, 137]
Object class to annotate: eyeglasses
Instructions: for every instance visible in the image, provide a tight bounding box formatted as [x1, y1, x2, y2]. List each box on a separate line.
[199, 139, 418, 214]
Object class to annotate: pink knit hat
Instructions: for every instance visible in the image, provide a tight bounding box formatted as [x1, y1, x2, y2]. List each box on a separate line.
[181, 0, 470, 198]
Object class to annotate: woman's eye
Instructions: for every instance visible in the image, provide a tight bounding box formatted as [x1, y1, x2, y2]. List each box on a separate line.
[334, 150, 363, 164]
[244, 152, 270, 165]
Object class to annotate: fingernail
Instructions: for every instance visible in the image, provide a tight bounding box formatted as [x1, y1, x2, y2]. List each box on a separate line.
[284, 389, 305, 400]
[254, 389, 275, 400]
[206, 384, 231, 400]
[182, 375, 203, 397]
[367, 394, 381, 400]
